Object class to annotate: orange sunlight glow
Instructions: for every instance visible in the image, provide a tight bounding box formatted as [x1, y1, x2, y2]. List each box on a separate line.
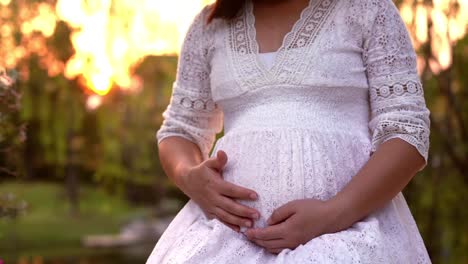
[56, 0, 214, 95]
[86, 94, 103, 110]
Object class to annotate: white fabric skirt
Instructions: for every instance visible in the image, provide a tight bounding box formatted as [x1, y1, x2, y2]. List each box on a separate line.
[146, 127, 431, 263]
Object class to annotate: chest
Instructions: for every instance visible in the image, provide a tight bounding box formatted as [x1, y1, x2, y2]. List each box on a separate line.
[252, 1, 310, 53]
[209, 0, 370, 102]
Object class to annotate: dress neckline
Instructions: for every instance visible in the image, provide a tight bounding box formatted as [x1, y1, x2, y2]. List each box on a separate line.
[245, 0, 315, 76]
[227, 0, 340, 88]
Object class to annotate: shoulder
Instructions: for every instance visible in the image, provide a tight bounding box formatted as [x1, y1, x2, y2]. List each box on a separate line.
[182, 3, 226, 55]
[180, 4, 221, 63]
[340, 0, 401, 22]
[333, 0, 382, 38]
[187, 3, 220, 36]
[181, 4, 217, 49]
[352, 0, 409, 40]
[191, 4, 212, 26]
[362, 0, 405, 27]
[348, 0, 398, 15]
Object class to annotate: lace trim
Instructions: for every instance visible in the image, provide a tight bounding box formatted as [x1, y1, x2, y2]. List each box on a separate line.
[286, 0, 333, 49]
[246, 0, 315, 79]
[226, 0, 339, 89]
[174, 94, 219, 112]
[227, 6, 269, 90]
[370, 80, 424, 101]
[278, 0, 339, 84]
[370, 120, 430, 163]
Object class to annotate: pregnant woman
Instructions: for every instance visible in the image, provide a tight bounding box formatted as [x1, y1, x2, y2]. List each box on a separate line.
[147, 0, 432, 263]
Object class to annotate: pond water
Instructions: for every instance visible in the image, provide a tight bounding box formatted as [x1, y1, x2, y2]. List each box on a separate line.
[1, 243, 155, 264]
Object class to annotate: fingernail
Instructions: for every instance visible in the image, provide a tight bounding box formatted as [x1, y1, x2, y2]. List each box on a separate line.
[251, 212, 259, 219]
[250, 193, 257, 199]
[245, 221, 252, 227]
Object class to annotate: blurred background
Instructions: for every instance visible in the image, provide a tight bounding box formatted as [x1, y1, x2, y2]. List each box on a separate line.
[0, 0, 466, 263]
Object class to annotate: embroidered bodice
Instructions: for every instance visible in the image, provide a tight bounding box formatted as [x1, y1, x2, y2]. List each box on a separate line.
[156, 0, 431, 169]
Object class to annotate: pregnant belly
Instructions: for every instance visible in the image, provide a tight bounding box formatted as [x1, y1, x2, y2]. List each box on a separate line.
[209, 127, 372, 229]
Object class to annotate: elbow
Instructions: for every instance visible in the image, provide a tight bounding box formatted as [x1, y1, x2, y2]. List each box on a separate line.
[156, 128, 210, 160]
[369, 113, 430, 172]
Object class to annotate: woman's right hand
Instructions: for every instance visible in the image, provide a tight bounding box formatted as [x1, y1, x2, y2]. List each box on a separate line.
[178, 149, 260, 232]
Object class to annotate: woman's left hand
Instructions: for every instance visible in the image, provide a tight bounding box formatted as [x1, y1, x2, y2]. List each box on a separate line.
[244, 198, 346, 254]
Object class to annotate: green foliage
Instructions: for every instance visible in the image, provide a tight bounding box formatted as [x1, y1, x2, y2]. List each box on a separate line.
[0, 69, 23, 177]
[9, 12, 178, 199]
[91, 56, 178, 193]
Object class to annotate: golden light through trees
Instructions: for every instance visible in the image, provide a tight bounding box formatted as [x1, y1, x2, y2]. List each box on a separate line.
[400, 0, 468, 74]
[56, 0, 214, 96]
[0, 0, 466, 95]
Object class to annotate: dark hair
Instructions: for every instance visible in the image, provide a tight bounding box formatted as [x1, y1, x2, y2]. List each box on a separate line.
[207, 0, 246, 23]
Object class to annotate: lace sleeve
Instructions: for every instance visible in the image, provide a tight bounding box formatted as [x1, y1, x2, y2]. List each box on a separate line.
[363, 0, 430, 171]
[156, 6, 223, 160]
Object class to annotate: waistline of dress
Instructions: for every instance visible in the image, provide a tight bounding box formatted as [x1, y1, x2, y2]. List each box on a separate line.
[222, 100, 371, 137]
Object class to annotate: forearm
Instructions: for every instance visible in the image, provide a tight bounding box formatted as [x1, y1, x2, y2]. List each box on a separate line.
[328, 138, 427, 231]
[158, 136, 204, 189]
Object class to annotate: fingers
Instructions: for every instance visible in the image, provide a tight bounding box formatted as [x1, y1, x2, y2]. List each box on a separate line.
[214, 206, 254, 228]
[266, 248, 284, 254]
[267, 201, 296, 225]
[205, 208, 242, 232]
[218, 180, 258, 200]
[218, 219, 241, 233]
[204, 150, 228, 172]
[217, 195, 260, 219]
[245, 223, 286, 240]
[204, 150, 258, 201]
[251, 238, 288, 250]
[248, 236, 289, 254]
[207, 209, 241, 233]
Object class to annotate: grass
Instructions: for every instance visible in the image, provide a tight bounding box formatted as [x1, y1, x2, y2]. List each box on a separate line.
[0, 181, 152, 259]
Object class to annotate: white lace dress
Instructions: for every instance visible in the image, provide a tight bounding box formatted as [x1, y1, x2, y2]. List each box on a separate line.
[147, 0, 432, 263]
